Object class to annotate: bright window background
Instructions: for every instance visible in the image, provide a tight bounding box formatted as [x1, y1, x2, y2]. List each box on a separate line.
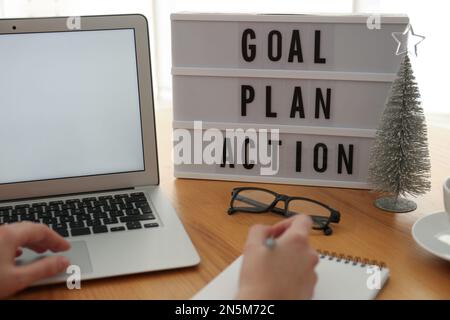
[0, 0, 448, 122]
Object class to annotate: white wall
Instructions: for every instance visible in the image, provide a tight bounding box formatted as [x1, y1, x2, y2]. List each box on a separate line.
[0, 0, 448, 116]
[354, 0, 449, 116]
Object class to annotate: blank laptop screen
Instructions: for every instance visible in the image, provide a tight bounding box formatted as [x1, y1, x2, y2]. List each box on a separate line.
[0, 29, 145, 184]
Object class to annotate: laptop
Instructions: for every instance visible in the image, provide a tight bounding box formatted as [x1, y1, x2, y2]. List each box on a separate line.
[0, 14, 200, 285]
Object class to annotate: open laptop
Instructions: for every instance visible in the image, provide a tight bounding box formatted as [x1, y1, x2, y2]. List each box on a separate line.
[0, 14, 200, 285]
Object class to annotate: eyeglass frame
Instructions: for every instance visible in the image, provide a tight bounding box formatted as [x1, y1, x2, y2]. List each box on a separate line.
[228, 187, 341, 236]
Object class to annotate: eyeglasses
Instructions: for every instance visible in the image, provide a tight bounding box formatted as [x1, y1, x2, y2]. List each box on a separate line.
[228, 187, 340, 236]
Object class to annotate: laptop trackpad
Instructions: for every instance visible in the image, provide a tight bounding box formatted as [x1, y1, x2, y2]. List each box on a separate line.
[16, 240, 93, 275]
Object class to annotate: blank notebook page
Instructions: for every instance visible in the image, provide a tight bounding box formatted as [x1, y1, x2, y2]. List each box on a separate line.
[193, 253, 389, 300]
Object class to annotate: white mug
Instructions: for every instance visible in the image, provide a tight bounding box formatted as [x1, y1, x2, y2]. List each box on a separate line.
[444, 177, 450, 216]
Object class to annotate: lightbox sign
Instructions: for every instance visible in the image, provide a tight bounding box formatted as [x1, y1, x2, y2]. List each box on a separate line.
[171, 13, 408, 188]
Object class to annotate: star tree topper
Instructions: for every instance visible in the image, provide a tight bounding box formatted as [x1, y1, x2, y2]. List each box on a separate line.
[392, 24, 425, 57]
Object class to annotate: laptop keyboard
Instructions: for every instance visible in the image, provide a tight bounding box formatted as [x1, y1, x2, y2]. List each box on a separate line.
[0, 192, 159, 237]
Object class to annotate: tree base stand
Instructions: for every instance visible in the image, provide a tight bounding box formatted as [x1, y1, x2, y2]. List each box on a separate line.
[374, 196, 417, 213]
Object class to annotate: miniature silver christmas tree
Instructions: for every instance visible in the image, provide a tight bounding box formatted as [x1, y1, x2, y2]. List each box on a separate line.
[368, 54, 431, 213]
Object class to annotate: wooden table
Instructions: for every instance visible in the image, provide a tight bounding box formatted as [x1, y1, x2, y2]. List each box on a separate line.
[13, 109, 450, 299]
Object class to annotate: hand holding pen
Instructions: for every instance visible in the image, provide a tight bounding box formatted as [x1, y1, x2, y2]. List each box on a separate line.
[236, 215, 319, 300]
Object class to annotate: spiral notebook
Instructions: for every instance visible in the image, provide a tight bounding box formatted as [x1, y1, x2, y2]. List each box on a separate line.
[193, 250, 390, 300]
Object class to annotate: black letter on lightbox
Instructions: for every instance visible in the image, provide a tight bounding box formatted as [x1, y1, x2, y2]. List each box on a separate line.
[290, 86, 305, 118]
[268, 30, 282, 61]
[220, 138, 235, 168]
[338, 144, 354, 174]
[288, 30, 303, 63]
[241, 85, 255, 116]
[315, 88, 331, 119]
[314, 30, 326, 64]
[313, 143, 328, 173]
[242, 28, 256, 62]
[296, 141, 302, 172]
[265, 86, 277, 118]
[243, 138, 255, 170]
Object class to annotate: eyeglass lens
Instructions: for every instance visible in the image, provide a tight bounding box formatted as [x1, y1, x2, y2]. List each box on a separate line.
[233, 189, 276, 211]
[287, 199, 330, 228]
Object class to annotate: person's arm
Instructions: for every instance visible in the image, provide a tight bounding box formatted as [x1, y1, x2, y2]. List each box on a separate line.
[0, 222, 71, 299]
[237, 215, 318, 300]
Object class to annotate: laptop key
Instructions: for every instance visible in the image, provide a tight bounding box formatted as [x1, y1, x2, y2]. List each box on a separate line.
[78, 214, 92, 221]
[125, 209, 140, 216]
[53, 222, 67, 229]
[126, 222, 142, 230]
[67, 203, 78, 210]
[49, 201, 64, 206]
[110, 199, 123, 205]
[109, 211, 124, 217]
[124, 203, 134, 210]
[102, 217, 118, 224]
[134, 201, 147, 207]
[131, 197, 146, 203]
[31, 203, 46, 208]
[70, 221, 85, 229]
[29, 207, 42, 214]
[92, 225, 108, 234]
[81, 203, 93, 208]
[54, 210, 69, 217]
[110, 226, 126, 232]
[15, 204, 30, 209]
[71, 228, 91, 237]
[99, 195, 113, 200]
[92, 200, 106, 208]
[48, 205, 60, 211]
[92, 212, 107, 219]
[60, 216, 75, 223]
[143, 223, 159, 228]
[53, 228, 69, 237]
[120, 214, 155, 223]
[130, 194, 146, 202]
[142, 207, 152, 214]
[71, 209, 85, 215]
[86, 219, 102, 227]
[38, 212, 53, 219]
[42, 217, 58, 225]
[15, 208, 27, 215]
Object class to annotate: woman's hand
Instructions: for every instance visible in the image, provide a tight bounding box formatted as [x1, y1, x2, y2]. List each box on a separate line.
[0, 222, 71, 299]
[237, 215, 319, 300]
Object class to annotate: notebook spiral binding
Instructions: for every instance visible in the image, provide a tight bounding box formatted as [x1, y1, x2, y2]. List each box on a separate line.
[317, 249, 387, 269]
